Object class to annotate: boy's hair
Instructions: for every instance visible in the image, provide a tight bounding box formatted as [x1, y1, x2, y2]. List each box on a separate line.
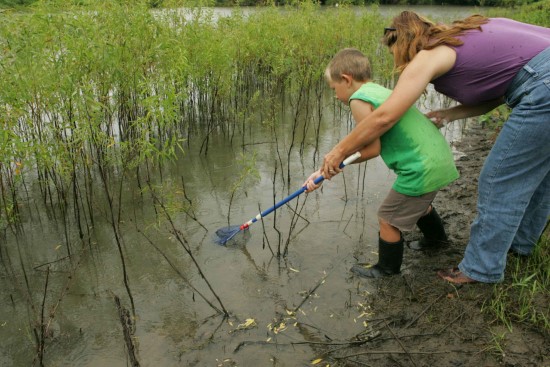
[326, 48, 372, 83]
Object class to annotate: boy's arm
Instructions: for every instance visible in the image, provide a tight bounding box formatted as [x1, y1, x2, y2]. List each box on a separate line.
[357, 139, 380, 161]
[350, 99, 380, 162]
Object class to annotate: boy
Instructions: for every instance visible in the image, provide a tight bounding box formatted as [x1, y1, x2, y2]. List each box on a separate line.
[305, 48, 459, 278]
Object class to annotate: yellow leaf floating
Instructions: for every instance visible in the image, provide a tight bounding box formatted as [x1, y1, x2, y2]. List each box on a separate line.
[311, 358, 323, 365]
[237, 318, 256, 329]
[273, 322, 287, 334]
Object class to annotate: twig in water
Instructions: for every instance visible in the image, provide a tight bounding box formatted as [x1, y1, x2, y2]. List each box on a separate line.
[147, 180, 229, 317]
[137, 228, 225, 315]
[113, 294, 140, 367]
[292, 274, 327, 314]
[36, 266, 50, 367]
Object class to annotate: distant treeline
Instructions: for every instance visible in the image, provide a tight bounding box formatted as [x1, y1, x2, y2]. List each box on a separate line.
[0, 0, 545, 8]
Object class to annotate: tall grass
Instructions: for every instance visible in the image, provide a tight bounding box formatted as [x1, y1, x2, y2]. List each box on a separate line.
[0, 2, 390, 235]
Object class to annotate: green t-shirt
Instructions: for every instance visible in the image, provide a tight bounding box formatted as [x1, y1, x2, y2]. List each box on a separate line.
[350, 83, 459, 196]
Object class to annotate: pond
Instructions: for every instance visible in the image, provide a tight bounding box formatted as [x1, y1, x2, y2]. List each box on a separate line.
[0, 5, 479, 367]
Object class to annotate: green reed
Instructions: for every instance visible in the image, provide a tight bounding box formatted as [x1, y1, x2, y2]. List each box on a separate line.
[0, 5, 391, 357]
[0, 1, 390, 234]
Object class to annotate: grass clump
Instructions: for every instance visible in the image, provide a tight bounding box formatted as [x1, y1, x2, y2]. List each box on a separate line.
[486, 230, 550, 334]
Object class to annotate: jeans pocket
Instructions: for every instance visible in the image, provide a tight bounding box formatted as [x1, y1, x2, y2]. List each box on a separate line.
[525, 77, 550, 107]
[505, 85, 526, 108]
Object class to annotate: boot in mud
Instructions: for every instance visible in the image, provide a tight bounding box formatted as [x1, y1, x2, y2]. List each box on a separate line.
[408, 207, 449, 251]
[351, 237, 404, 278]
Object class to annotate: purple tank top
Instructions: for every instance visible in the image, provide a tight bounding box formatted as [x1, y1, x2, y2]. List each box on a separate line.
[431, 18, 550, 105]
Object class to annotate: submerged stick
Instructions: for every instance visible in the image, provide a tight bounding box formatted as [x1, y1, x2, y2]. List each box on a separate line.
[147, 180, 229, 317]
[114, 294, 140, 367]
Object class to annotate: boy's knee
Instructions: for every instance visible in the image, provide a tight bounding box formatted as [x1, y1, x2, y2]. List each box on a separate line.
[379, 219, 401, 242]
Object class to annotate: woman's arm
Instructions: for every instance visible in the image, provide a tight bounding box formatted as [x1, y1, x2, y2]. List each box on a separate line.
[427, 97, 505, 128]
[322, 46, 457, 178]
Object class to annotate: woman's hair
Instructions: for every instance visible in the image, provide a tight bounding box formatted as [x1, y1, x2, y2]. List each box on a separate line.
[383, 11, 489, 72]
[326, 48, 372, 83]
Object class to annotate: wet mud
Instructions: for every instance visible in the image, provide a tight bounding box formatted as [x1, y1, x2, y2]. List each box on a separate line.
[314, 123, 549, 367]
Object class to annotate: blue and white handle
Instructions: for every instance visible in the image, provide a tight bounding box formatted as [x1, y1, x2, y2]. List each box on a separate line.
[238, 152, 361, 231]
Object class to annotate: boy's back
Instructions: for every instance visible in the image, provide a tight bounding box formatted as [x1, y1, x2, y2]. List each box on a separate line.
[350, 82, 459, 196]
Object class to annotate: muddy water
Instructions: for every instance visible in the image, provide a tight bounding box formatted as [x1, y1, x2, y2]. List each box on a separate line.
[0, 87, 464, 366]
[0, 7, 478, 366]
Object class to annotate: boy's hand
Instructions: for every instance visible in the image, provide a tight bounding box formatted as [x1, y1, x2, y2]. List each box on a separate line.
[303, 170, 323, 193]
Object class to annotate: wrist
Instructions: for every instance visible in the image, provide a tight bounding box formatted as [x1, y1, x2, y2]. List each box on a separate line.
[334, 143, 349, 158]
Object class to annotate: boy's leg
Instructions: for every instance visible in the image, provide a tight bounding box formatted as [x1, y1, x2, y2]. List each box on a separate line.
[379, 219, 401, 242]
[408, 205, 449, 250]
[351, 235, 404, 278]
[377, 189, 438, 238]
[351, 189, 436, 278]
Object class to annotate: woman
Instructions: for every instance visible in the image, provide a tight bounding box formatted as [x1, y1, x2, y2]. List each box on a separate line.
[321, 11, 550, 284]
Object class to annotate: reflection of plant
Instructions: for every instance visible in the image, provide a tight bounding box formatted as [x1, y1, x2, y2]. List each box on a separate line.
[227, 152, 260, 224]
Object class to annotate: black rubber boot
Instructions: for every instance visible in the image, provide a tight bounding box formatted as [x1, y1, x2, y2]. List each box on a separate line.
[351, 236, 404, 278]
[408, 207, 448, 251]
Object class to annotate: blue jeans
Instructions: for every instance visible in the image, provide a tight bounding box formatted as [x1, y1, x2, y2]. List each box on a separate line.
[459, 47, 550, 283]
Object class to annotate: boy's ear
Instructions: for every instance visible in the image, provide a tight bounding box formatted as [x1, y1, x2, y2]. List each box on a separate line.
[341, 74, 353, 85]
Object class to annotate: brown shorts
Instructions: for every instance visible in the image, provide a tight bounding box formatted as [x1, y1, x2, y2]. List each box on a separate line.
[377, 189, 438, 232]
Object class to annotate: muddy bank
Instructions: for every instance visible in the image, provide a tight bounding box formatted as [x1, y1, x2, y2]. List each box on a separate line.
[317, 122, 549, 367]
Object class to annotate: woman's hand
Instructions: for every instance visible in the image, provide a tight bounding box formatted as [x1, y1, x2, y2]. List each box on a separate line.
[303, 170, 324, 192]
[427, 98, 505, 126]
[321, 148, 345, 179]
[426, 109, 453, 128]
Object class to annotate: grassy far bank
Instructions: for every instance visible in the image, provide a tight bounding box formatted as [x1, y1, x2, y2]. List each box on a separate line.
[0, 0, 548, 349]
[0, 0, 549, 9]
